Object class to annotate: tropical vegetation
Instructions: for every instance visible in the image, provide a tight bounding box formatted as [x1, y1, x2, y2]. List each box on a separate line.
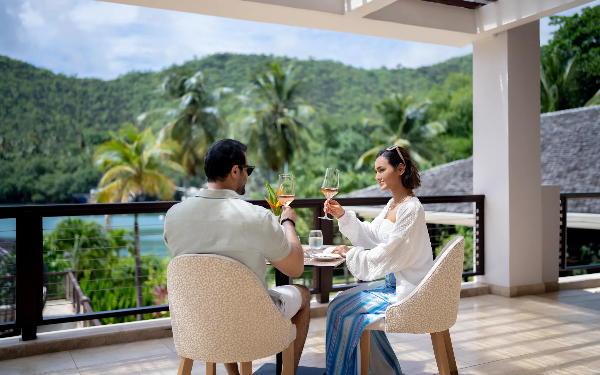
[355, 93, 445, 170]
[90, 124, 183, 316]
[239, 62, 314, 173]
[540, 48, 579, 113]
[145, 71, 230, 190]
[42, 218, 168, 324]
[542, 5, 600, 110]
[0, 53, 473, 203]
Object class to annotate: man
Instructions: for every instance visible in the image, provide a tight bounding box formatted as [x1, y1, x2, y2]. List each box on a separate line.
[163, 139, 310, 375]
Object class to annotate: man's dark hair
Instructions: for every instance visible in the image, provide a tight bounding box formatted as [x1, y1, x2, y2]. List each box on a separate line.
[204, 139, 247, 182]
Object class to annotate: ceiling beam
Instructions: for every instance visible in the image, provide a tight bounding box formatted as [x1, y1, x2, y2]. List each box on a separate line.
[420, 0, 481, 9]
[96, 0, 595, 47]
[365, 0, 476, 34]
[419, 0, 498, 9]
[473, 0, 595, 43]
[245, 0, 344, 16]
[98, 0, 475, 46]
[343, 0, 398, 18]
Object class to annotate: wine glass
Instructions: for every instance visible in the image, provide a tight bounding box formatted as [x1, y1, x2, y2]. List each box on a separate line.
[319, 168, 339, 220]
[277, 174, 295, 208]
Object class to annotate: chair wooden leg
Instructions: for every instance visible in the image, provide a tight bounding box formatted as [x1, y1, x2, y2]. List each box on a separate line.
[282, 340, 295, 375]
[177, 357, 194, 375]
[442, 329, 458, 375]
[206, 362, 216, 375]
[360, 330, 370, 375]
[240, 361, 253, 375]
[431, 331, 454, 375]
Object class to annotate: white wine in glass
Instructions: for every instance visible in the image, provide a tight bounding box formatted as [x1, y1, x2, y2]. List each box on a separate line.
[321, 187, 339, 199]
[319, 168, 339, 220]
[277, 174, 295, 207]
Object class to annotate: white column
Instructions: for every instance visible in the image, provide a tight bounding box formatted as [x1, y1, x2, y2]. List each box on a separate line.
[473, 21, 544, 297]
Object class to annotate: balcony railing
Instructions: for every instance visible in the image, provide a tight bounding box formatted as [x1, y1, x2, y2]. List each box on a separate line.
[559, 192, 600, 272]
[0, 195, 484, 341]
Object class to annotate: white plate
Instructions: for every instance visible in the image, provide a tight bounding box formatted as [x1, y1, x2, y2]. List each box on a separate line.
[322, 246, 337, 254]
[310, 253, 342, 260]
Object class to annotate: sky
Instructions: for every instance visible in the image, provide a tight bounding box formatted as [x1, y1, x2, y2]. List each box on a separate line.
[1, 0, 599, 80]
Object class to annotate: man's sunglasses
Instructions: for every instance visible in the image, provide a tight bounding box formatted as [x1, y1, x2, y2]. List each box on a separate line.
[238, 165, 255, 176]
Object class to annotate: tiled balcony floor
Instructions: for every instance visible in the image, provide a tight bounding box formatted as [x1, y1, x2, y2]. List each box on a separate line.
[1, 289, 600, 375]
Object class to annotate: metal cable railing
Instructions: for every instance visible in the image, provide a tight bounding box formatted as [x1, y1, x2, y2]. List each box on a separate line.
[559, 192, 600, 274]
[0, 221, 16, 338]
[0, 195, 485, 341]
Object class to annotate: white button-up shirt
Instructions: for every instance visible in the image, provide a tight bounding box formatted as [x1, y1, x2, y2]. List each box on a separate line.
[163, 188, 292, 291]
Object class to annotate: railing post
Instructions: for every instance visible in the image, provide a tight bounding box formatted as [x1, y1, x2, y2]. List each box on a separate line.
[312, 204, 334, 303]
[314, 267, 333, 303]
[16, 214, 43, 341]
[559, 195, 567, 270]
[65, 269, 71, 302]
[474, 198, 485, 276]
[275, 270, 293, 286]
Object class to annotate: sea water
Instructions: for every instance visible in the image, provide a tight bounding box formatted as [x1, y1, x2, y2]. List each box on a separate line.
[0, 213, 167, 256]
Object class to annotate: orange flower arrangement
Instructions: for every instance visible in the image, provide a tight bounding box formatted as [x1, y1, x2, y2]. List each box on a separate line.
[265, 181, 283, 216]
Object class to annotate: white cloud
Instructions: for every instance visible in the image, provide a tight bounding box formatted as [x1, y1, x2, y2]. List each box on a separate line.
[0, 0, 598, 79]
[18, 1, 44, 28]
[69, 1, 140, 31]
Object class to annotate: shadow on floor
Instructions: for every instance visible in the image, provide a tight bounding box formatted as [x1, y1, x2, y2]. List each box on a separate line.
[539, 287, 600, 312]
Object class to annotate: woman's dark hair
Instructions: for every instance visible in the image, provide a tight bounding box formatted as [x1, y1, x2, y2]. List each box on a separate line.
[375, 147, 421, 190]
[204, 139, 247, 182]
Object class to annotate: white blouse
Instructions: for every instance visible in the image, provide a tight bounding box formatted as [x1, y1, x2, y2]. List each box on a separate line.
[338, 197, 434, 301]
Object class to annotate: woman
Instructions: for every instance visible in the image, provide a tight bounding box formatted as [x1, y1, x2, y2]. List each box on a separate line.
[324, 146, 434, 375]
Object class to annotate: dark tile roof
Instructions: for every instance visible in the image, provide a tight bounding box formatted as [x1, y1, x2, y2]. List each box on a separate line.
[344, 105, 600, 213]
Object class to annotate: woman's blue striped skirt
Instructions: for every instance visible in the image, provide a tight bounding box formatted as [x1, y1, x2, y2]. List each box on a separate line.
[325, 273, 402, 375]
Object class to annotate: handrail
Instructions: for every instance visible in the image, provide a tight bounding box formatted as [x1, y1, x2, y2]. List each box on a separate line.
[47, 270, 101, 326]
[0, 195, 484, 218]
[2, 194, 484, 340]
[560, 192, 600, 199]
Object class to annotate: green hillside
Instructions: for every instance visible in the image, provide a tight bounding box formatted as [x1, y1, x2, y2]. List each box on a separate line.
[0, 53, 471, 151]
[0, 52, 472, 203]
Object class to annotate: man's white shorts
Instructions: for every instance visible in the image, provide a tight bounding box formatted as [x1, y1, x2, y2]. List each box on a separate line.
[270, 285, 302, 319]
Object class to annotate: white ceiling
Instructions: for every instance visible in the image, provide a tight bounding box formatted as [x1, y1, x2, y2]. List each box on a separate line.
[98, 0, 594, 47]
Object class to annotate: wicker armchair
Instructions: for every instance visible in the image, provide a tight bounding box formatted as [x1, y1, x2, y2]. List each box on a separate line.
[360, 236, 465, 375]
[168, 254, 296, 375]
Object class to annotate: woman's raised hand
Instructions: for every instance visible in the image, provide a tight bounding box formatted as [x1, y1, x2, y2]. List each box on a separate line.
[324, 199, 345, 219]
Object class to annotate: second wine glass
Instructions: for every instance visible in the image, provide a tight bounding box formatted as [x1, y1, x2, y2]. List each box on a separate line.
[277, 174, 295, 208]
[319, 168, 339, 220]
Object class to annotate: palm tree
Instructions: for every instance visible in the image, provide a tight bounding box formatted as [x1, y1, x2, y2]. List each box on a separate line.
[90, 123, 184, 319]
[541, 48, 578, 113]
[140, 71, 230, 192]
[355, 93, 445, 170]
[239, 62, 314, 173]
[585, 88, 600, 107]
